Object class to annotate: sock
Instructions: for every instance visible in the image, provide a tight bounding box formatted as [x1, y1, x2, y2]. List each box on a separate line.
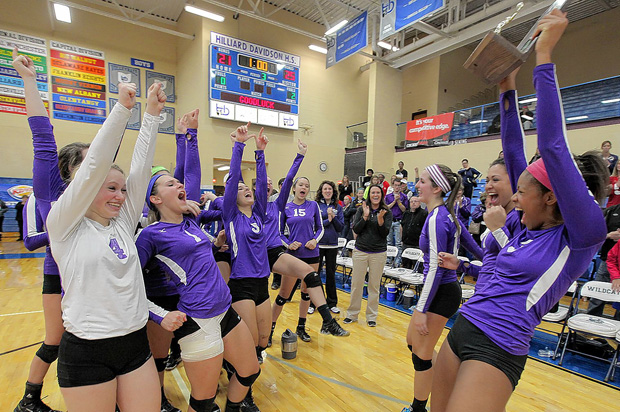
[412, 398, 428, 412]
[22, 382, 43, 404]
[317, 304, 332, 323]
[225, 400, 242, 412]
[297, 317, 306, 328]
[161, 386, 167, 402]
[271, 322, 276, 331]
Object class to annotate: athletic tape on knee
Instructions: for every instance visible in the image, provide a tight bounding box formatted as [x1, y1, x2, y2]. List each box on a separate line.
[300, 292, 311, 301]
[35, 343, 59, 364]
[275, 295, 287, 306]
[179, 327, 224, 362]
[303, 271, 322, 288]
[412, 353, 433, 371]
[154, 357, 167, 372]
[189, 395, 215, 412]
[237, 369, 261, 387]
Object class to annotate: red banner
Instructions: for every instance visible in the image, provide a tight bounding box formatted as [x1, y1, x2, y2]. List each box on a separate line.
[405, 112, 454, 144]
[50, 49, 105, 67]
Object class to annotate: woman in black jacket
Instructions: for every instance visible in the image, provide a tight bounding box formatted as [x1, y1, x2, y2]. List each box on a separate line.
[401, 196, 428, 268]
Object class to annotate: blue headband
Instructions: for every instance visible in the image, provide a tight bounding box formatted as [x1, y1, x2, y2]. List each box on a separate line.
[146, 174, 164, 210]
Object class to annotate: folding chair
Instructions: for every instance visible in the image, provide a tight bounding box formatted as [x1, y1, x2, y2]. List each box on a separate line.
[394, 248, 425, 305]
[606, 329, 620, 381]
[381, 246, 400, 286]
[536, 281, 579, 359]
[458, 259, 482, 303]
[337, 240, 355, 288]
[558, 281, 620, 381]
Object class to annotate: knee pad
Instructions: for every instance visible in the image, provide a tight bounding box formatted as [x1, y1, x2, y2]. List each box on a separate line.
[300, 292, 311, 301]
[179, 325, 224, 362]
[189, 395, 215, 412]
[412, 353, 433, 371]
[303, 271, 322, 289]
[36, 343, 59, 364]
[154, 357, 167, 372]
[237, 369, 261, 387]
[275, 295, 287, 306]
[407, 344, 412, 353]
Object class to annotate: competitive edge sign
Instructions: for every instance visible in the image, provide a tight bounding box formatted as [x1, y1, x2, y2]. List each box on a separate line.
[405, 112, 454, 147]
[380, 0, 445, 40]
[326, 11, 367, 68]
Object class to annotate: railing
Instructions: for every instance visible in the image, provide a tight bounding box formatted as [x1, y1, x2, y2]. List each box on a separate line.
[346, 121, 368, 149]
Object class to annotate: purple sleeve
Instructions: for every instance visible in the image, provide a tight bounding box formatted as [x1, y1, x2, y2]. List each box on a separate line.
[174, 133, 186, 183]
[332, 205, 344, 232]
[279, 207, 291, 246]
[471, 204, 485, 222]
[276, 153, 304, 212]
[313, 202, 325, 241]
[500, 90, 528, 193]
[460, 197, 471, 219]
[198, 209, 222, 225]
[417, 212, 450, 313]
[28, 117, 64, 219]
[223, 142, 245, 222]
[253, 150, 267, 222]
[23, 198, 48, 251]
[534, 64, 606, 248]
[458, 220, 483, 260]
[183, 129, 201, 202]
[458, 259, 481, 278]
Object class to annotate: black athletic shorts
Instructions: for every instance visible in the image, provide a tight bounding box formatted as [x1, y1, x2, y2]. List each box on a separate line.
[297, 255, 320, 265]
[57, 326, 152, 388]
[42, 274, 62, 295]
[227, 277, 270, 305]
[148, 294, 180, 312]
[267, 246, 287, 271]
[214, 251, 232, 265]
[447, 314, 527, 390]
[174, 306, 242, 341]
[428, 281, 462, 319]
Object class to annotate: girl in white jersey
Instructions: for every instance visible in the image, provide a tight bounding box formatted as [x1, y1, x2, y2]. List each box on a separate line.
[46, 82, 166, 411]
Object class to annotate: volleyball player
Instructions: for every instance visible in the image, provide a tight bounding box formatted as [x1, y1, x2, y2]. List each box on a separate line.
[430, 11, 608, 411]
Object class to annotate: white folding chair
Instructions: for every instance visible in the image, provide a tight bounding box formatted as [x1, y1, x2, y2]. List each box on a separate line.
[536, 281, 579, 359]
[338, 240, 355, 288]
[558, 281, 620, 381]
[606, 329, 620, 381]
[401, 248, 424, 273]
[382, 245, 399, 276]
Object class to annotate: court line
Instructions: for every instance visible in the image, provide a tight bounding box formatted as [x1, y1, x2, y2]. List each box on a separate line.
[0, 341, 43, 357]
[0, 253, 46, 259]
[172, 367, 191, 402]
[265, 353, 410, 405]
[0, 310, 44, 317]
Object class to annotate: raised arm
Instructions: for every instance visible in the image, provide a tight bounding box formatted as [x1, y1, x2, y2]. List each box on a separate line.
[181, 110, 201, 202]
[276, 140, 306, 212]
[12, 47, 46, 117]
[46, 84, 135, 241]
[173, 115, 187, 183]
[533, 11, 606, 248]
[253, 128, 268, 220]
[223, 123, 254, 221]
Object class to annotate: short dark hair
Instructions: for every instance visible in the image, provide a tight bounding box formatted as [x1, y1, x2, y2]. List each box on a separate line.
[278, 178, 285, 186]
[367, 168, 374, 174]
[462, 158, 469, 163]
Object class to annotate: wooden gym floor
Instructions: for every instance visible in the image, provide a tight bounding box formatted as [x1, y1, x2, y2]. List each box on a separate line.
[1, 235, 618, 411]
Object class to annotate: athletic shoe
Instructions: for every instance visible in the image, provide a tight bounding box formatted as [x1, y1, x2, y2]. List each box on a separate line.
[14, 399, 61, 412]
[165, 353, 182, 371]
[342, 317, 356, 324]
[267, 329, 274, 348]
[296, 326, 311, 342]
[320, 319, 350, 336]
[270, 282, 280, 290]
[161, 397, 181, 412]
[307, 307, 315, 314]
[212, 403, 221, 412]
[257, 350, 264, 364]
[330, 306, 340, 314]
[240, 395, 260, 412]
[367, 321, 377, 327]
[401, 407, 413, 412]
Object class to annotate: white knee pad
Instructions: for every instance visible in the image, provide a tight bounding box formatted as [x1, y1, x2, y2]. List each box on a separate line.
[179, 313, 225, 362]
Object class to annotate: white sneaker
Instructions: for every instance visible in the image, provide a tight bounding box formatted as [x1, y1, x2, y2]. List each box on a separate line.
[307, 307, 315, 314]
[330, 307, 340, 314]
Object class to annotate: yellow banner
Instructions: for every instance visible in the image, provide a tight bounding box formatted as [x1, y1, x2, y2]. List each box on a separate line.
[51, 67, 105, 84]
[0, 94, 49, 107]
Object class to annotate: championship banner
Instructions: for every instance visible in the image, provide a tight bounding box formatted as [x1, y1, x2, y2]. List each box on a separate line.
[405, 112, 454, 147]
[146, 71, 175, 103]
[380, 0, 445, 40]
[108, 63, 141, 96]
[158, 106, 175, 134]
[0, 30, 48, 116]
[326, 11, 368, 68]
[109, 98, 141, 130]
[50, 41, 106, 124]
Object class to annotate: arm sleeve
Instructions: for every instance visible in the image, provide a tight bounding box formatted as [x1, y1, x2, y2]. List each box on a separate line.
[173, 133, 186, 182]
[534, 64, 606, 249]
[223, 142, 244, 222]
[23, 196, 48, 251]
[352, 207, 367, 234]
[332, 205, 344, 232]
[313, 202, 325, 241]
[458, 220, 484, 259]
[279, 208, 291, 246]
[416, 211, 447, 313]
[198, 209, 222, 225]
[377, 210, 392, 238]
[458, 260, 481, 278]
[276, 153, 304, 212]
[183, 128, 201, 202]
[253, 150, 268, 222]
[471, 204, 485, 222]
[135, 230, 170, 324]
[499, 90, 528, 193]
[606, 242, 620, 281]
[460, 198, 472, 220]
[148, 300, 170, 325]
[46, 103, 132, 242]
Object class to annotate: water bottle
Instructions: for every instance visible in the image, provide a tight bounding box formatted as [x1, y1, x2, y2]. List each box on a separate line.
[538, 346, 554, 358]
[281, 329, 298, 360]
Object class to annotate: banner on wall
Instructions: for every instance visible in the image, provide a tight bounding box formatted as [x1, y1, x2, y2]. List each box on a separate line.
[0, 29, 48, 115]
[405, 112, 454, 147]
[146, 71, 175, 103]
[50, 41, 106, 124]
[158, 106, 175, 134]
[326, 11, 368, 68]
[108, 63, 141, 96]
[109, 98, 141, 130]
[380, 0, 445, 40]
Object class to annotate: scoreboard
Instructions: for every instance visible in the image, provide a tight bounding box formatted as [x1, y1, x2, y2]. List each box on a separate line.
[209, 32, 300, 130]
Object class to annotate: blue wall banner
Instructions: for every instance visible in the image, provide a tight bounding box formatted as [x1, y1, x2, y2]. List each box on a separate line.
[146, 71, 175, 103]
[131, 58, 154, 69]
[380, 0, 444, 40]
[326, 11, 368, 68]
[109, 98, 141, 130]
[158, 106, 175, 134]
[108, 63, 141, 96]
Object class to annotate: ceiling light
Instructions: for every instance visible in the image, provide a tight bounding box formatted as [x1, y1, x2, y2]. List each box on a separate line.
[309, 44, 327, 54]
[217, 165, 230, 171]
[184, 5, 225, 22]
[566, 115, 588, 121]
[519, 97, 537, 104]
[54, 3, 72, 23]
[377, 41, 392, 50]
[602, 98, 620, 104]
[325, 20, 348, 36]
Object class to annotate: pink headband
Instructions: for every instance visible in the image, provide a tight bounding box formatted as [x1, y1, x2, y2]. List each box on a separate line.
[526, 158, 552, 190]
[426, 164, 451, 193]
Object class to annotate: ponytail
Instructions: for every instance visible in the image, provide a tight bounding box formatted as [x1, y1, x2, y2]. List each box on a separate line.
[429, 164, 462, 237]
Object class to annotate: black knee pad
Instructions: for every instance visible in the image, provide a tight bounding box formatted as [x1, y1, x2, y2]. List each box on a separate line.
[36, 343, 59, 364]
[412, 353, 433, 371]
[154, 357, 167, 372]
[300, 292, 310, 301]
[303, 271, 322, 288]
[237, 369, 261, 387]
[407, 344, 412, 352]
[275, 295, 287, 306]
[189, 395, 215, 412]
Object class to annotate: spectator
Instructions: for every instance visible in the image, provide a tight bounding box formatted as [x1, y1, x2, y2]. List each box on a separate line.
[601, 140, 618, 175]
[458, 159, 480, 198]
[0, 199, 7, 240]
[486, 114, 501, 134]
[529, 147, 541, 165]
[401, 196, 428, 269]
[396, 161, 409, 179]
[338, 175, 353, 203]
[15, 195, 27, 241]
[455, 187, 471, 228]
[520, 106, 534, 129]
[377, 173, 390, 195]
[341, 195, 354, 240]
[385, 178, 407, 266]
[362, 168, 374, 187]
[401, 179, 411, 198]
[267, 176, 277, 200]
[342, 189, 364, 245]
[602, 241, 620, 320]
[608, 162, 620, 207]
[469, 192, 488, 247]
[363, 175, 381, 198]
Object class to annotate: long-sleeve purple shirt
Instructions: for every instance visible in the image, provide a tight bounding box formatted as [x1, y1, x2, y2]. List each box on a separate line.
[223, 142, 270, 279]
[461, 64, 606, 356]
[417, 205, 483, 313]
[264, 153, 304, 249]
[385, 192, 408, 220]
[317, 200, 344, 247]
[281, 200, 324, 259]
